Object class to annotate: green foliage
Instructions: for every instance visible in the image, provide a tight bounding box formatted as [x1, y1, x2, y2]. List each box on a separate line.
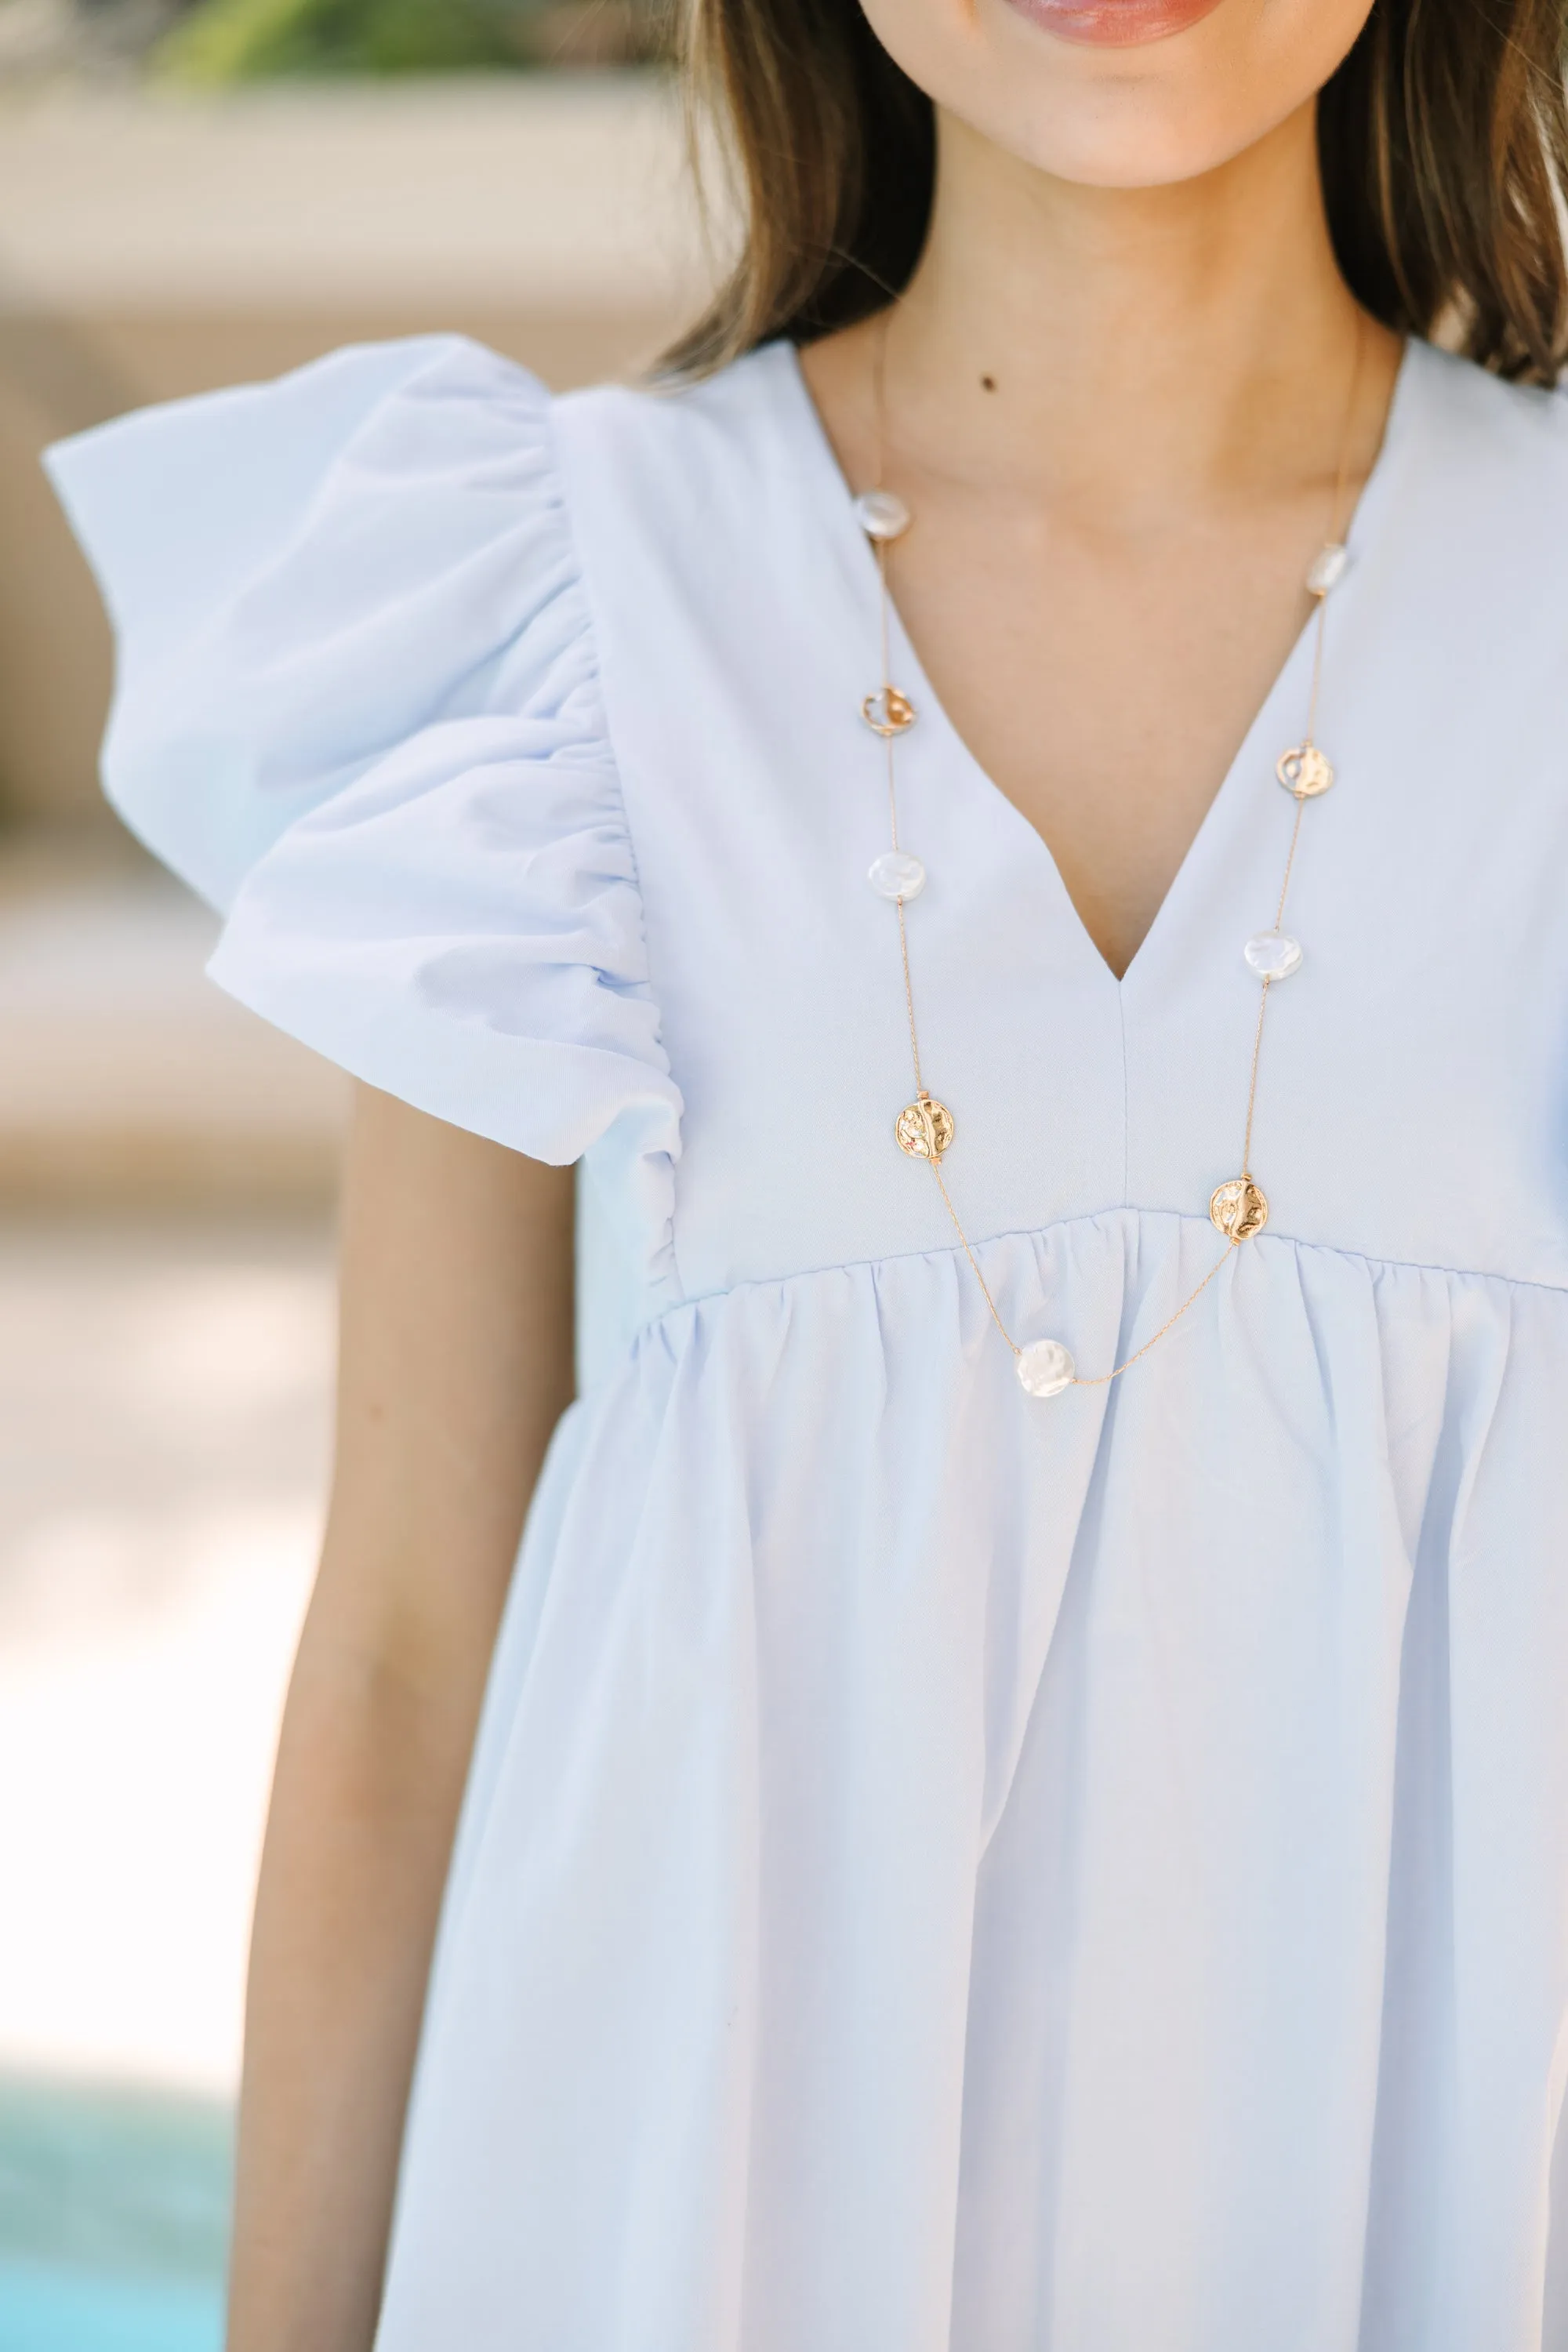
[158, 0, 556, 80]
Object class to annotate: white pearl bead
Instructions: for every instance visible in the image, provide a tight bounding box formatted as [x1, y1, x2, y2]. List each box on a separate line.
[855, 489, 912, 542]
[1017, 1338, 1075, 1398]
[1243, 931, 1303, 981]
[1306, 542, 1348, 596]
[867, 851, 926, 902]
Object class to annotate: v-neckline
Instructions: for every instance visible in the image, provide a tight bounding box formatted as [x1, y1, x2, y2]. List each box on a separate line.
[775, 333, 1420, 994]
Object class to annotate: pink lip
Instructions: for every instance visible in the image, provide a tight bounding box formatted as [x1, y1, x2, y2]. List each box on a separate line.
[1001, 0, 1225, 45]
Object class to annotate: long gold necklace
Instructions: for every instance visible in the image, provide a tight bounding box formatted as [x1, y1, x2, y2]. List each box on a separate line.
[855, 320, 1364, 1400]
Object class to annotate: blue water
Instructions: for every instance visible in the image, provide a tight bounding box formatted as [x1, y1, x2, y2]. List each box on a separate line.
[0, 2074, 230, 2352]
[0, 2258, 221, 2352]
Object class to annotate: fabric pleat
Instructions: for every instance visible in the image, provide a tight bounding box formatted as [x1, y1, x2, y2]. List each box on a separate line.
[379, 1225, 1568, 2352]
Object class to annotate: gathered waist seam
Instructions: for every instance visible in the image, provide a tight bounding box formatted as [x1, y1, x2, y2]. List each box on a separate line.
[624, 1203, 1568, 1353]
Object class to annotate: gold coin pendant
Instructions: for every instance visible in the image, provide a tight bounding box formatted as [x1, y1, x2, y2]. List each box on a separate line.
[895, 1093, 954, 1161]
[1209, 1175, 1269, 1243]
[862, 687, 917, 739]
[1276, 744, 1334, 799]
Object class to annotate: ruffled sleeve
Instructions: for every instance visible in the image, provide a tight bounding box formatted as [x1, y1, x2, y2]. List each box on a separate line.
[43, 335, 682, 1174]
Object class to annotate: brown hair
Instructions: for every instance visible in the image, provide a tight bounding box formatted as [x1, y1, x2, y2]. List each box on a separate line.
[662, 0, 1568, 385]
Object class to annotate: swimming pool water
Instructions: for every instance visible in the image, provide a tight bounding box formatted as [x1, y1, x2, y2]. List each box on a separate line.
[0, 2256, 221, 2352]
[0, 2074, 230, 2352]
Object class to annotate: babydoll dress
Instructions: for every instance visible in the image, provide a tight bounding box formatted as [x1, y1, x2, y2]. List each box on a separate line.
[47, 333, 1568, 2352]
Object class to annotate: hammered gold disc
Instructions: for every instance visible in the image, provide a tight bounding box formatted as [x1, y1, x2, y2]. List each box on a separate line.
[1276, 743, 1334, 799]
[895, 1093, 954, 1162]
[1209, 1175, 1269, 1243]
[862, 686, 917, 739]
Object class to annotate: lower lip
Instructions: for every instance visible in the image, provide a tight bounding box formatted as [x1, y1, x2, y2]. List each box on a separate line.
[1002, 0, 1225, 45]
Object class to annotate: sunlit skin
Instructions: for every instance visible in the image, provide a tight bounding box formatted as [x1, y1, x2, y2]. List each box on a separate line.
[227, 7, 1403, 2350]
[860, 0, 1385, 187]
[802, 0, 1401, 982]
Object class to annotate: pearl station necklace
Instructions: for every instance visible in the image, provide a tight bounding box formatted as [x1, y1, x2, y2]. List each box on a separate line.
[855, 318, 1366, 1400]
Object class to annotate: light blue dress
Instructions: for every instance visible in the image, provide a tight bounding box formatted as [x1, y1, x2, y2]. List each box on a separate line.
[47, 333, 1568, 2352]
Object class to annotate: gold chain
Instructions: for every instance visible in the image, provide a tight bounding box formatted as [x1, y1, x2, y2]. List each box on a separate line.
[864, 313, 1367, 1396]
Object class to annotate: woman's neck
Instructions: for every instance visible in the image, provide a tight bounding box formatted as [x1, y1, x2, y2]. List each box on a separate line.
[797, 100, 1405, 980]
[884, 100, 1387, 524]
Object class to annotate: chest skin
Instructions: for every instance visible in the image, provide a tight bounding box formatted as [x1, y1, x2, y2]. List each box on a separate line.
[798, 325, 1406, 981]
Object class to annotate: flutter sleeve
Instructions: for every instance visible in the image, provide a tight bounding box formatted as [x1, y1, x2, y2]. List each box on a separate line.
[44, 335, 682, 1170]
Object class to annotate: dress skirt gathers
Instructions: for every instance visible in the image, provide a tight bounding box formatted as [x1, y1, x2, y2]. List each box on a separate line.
[45, 332, 1568, 2352]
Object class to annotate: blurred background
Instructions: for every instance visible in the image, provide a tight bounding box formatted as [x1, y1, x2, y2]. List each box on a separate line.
[0, 3, 717, 2341]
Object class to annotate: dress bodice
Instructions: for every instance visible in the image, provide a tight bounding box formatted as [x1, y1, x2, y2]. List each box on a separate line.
[555, 338, 1568, 1331]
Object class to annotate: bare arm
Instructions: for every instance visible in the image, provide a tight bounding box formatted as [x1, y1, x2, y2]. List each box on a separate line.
[226, 1083, 575, 2352]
